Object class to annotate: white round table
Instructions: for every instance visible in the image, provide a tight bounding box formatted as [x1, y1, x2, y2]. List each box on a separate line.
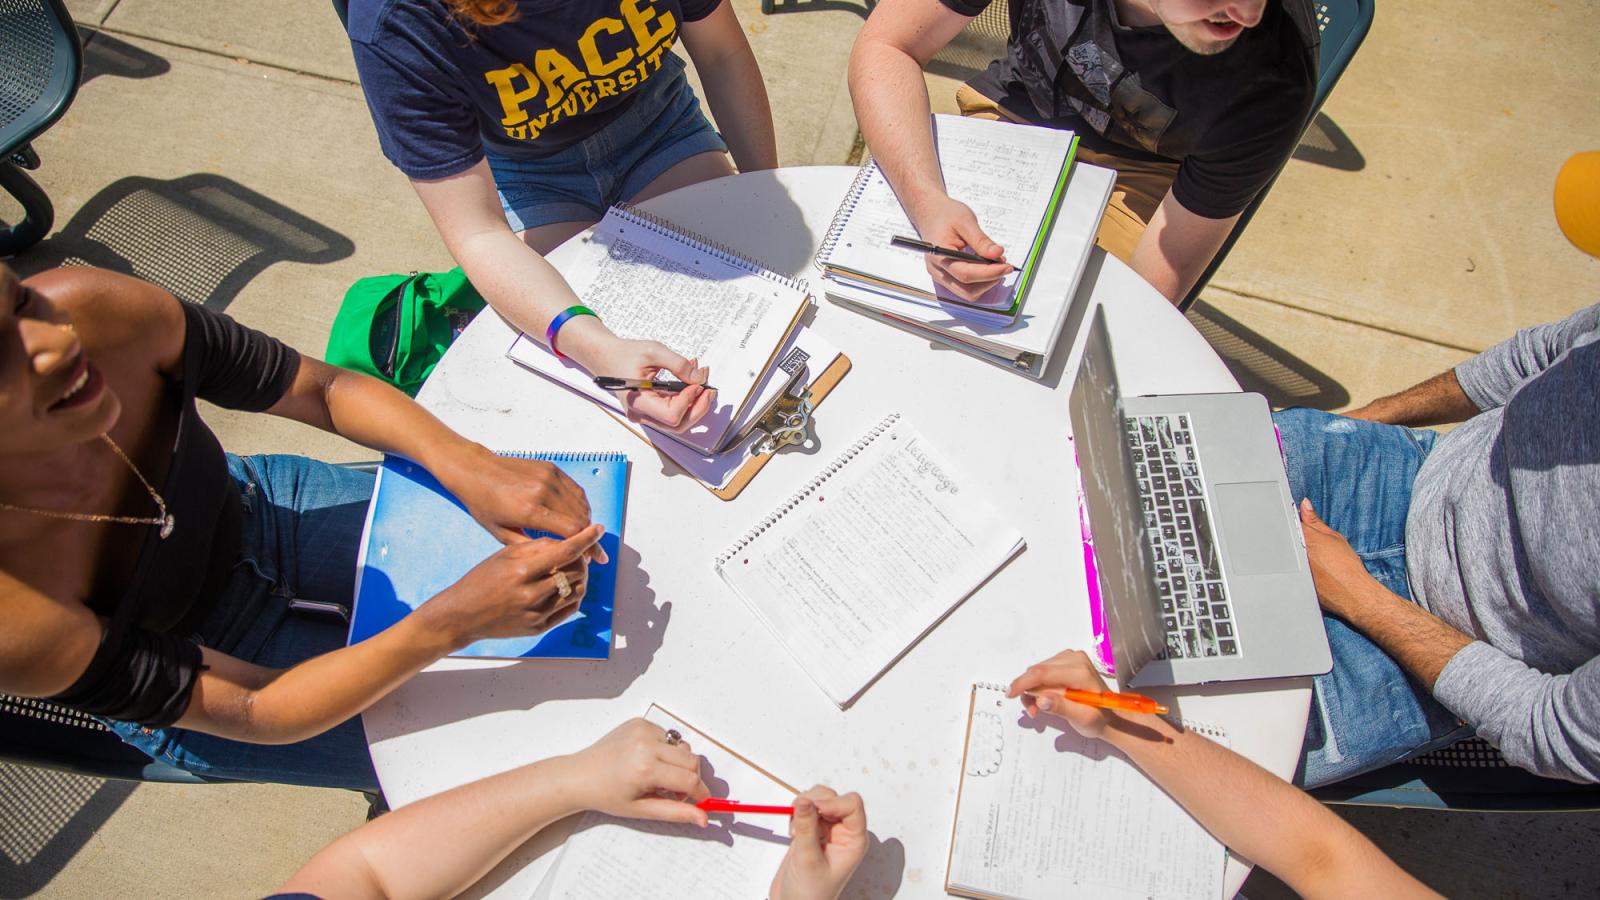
[362, 167, 1310, 898]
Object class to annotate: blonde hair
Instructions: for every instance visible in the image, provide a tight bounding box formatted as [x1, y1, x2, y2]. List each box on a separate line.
[447, 0, 518, 28]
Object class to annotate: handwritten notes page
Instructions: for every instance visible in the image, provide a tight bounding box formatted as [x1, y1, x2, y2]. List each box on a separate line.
[947, 684, 1227, 900]
[822, 115, 1075, 303]
[533, 706, 792, 900]
[507, 206, 811, 454]
[715, 415, 1025, 706]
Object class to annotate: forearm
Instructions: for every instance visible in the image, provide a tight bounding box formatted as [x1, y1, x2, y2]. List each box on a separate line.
[696, 49, 777, 172]
[281, 754, 584, 900]
[1333, 580, 1473, 689]
[183, 611, 459, 743]
[848, 39, 946, 218]
[1103, 716, 1435, 898]
[1344, 369, 1479, 427]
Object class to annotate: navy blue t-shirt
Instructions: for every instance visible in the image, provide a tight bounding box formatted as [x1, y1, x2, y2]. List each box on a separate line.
[348, 0, 721, 179]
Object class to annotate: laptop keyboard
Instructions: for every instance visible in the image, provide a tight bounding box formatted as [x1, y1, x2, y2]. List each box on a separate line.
[1123, 414, 1241, 660]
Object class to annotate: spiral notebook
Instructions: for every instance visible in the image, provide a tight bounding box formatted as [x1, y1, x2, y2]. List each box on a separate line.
[816, 115, 1081, 323]
[947, 682, 1228, 900]
[348, 452, 627, 660]
[714, 414, 1025, 707]
[507, 205, 813, 456]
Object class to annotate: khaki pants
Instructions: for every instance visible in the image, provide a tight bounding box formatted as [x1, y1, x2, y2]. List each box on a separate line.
[954, 84, 1178, 265]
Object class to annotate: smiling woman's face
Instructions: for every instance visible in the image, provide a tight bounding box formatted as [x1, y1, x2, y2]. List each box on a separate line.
[0, 265, 121, 457]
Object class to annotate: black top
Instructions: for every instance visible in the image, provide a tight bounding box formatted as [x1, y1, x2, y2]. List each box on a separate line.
[49, 302, 301, 726]
[944, 0, 1318, 218]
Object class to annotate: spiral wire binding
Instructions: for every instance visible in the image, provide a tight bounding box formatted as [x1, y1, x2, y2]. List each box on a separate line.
[813, 161, 880, 271]
[499, 451, 627, 462]
[611, 204, 805, 293]
[714, 412, 901, 568]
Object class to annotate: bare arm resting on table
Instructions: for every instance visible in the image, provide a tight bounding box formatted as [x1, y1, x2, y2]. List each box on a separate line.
[848, 0, 1016, 303]
[1009, 650, 1440, 900]
[276, 719, 870, 900]
[409, 164, 715, 430]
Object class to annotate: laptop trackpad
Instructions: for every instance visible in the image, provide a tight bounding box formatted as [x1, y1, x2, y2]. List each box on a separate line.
[1214, 481, 1298, 576]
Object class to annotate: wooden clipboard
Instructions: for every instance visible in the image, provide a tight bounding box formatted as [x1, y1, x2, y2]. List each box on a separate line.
[648, 704, 798, 795]
[605, 351, 853, 501]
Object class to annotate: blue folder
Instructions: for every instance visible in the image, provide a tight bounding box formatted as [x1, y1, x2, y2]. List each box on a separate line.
[348, 452, 628, 659]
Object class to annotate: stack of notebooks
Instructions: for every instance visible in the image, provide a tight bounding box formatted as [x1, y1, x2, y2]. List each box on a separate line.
[816, 115, 1115, 378]
[507, 205, 849, 499]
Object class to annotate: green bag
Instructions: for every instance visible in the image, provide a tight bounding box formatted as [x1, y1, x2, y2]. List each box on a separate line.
[325, 267, 486, 397]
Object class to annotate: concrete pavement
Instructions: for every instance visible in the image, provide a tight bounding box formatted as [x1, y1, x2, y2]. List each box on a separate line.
[3, 0, 1598, 896]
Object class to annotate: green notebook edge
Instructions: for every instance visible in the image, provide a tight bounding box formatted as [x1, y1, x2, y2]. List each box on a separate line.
[1004, 132, 1081, 317]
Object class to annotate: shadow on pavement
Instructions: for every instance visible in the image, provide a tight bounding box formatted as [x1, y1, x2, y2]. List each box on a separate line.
[78, 28, 172, 85]
[1186, 301, 1351, 410]
[0, 764, 137, 898]
[12, 174, 354, 312]
[1293, 112, 1365, 172]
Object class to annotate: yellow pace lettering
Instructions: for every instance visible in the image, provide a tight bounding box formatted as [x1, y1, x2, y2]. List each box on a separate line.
[533, 48, 585, 109]
[577, 17, 634, 76]
[483, 63, 541, 127]
[620, 0, 676, 51]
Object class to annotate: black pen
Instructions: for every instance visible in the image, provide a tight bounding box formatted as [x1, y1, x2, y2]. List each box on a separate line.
[593, 376, 714, 393]
[890, 234, 1008, 266]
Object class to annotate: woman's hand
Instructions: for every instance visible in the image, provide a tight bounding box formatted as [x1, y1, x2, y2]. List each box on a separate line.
[564, 326, 715, 431]
[770, 786, 869, 900]
[565, 718, 711, 827]
[1007, 649, 1116, 740]
[439, 445, 601, 553]
[905, 193, 1013, 304]
[419, 525, 604, 647]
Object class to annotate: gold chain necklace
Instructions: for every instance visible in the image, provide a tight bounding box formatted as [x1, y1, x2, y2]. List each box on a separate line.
[0, 434, 175, 539]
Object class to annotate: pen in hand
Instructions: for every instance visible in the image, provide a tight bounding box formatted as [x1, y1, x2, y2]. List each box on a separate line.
[1031, 688, 1169, 716]
[890, 234, 1010, 267]
[593, 376, 714, 393]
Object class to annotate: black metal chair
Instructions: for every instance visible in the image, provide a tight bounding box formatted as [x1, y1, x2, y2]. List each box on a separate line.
[1312, 737, 1600, 812]
[0, 0, 84, 257]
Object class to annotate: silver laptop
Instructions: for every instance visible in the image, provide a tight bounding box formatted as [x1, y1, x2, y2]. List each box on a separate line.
[1069, 306, 1330, 687]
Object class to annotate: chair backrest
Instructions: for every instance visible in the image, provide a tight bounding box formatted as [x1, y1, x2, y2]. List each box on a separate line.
[1312, 737, 1600, 812]
[1178, 0, 1375, 311]
[0, 0, 83, 157]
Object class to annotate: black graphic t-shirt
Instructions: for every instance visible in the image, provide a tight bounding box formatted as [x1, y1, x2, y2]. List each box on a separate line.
[349, 0, 720, 179]
[943, 0, 1318, 219]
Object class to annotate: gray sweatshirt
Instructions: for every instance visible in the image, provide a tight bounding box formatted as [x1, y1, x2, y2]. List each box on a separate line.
[1407, 304, 1600, 783]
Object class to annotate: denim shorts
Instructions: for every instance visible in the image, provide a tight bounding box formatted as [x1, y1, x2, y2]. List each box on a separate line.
[486, 53, 728, 232]
[1273, 408, 1473, 788]
[104, 454, 380, 793]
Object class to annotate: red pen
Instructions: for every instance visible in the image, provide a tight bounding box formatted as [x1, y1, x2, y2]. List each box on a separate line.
[696, 798, 795, 816]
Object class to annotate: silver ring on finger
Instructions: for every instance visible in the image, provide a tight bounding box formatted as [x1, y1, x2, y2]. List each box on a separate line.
[665, 728, 682, 747]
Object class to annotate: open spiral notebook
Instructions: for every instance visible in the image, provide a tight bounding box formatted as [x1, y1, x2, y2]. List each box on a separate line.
[714, 414, 1025, 707]
[507, 205, 813, 457]
[947, 682, 1229, 900]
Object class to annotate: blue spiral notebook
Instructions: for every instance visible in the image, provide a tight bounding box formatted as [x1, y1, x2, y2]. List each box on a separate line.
[348, 452, 628, 659]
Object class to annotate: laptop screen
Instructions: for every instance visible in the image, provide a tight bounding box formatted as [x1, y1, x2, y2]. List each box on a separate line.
[1068, 307, 1168, 678]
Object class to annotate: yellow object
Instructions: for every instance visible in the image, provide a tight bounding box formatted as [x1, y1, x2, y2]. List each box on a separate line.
[1554, 152, 1600, 258]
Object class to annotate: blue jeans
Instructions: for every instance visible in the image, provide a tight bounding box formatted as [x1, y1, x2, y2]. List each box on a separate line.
[1274, 408, 1473, 788]
[105, 454, 380, 792]
[485, 53, 728, 232]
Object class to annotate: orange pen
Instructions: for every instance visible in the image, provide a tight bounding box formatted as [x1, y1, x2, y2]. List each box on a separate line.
[1037, 688, 1169, 716]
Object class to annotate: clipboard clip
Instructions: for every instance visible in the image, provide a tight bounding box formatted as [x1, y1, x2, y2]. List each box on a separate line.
[750, 385, 814, 457]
